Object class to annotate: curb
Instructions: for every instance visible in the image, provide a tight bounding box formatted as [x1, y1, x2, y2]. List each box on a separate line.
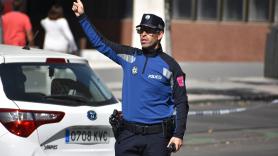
[189, 99, 278, 116]
[189, 107, 247, 116]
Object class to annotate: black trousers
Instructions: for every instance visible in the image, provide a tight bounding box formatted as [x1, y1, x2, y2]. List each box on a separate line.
[115, 130, 171, 156]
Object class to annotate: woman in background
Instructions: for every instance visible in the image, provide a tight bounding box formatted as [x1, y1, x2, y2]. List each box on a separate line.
[0, 1, 4, 43]
[41, 5, 77, 54]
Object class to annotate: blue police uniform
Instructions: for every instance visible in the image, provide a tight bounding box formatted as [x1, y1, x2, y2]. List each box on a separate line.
[78, 13, 189, 156]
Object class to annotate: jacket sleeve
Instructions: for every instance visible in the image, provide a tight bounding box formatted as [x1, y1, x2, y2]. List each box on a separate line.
[172, 66, 189, 139]
[78, 14, 135, 66]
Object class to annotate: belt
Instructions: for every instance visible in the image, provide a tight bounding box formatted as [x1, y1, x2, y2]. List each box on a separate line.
[123, 120, 163, 135]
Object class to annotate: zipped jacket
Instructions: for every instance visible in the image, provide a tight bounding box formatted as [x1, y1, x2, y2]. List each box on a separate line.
[79, 14, 189, 139]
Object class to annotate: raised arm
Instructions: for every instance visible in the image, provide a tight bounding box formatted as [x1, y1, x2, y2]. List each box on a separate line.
[72, 0, 136, 67]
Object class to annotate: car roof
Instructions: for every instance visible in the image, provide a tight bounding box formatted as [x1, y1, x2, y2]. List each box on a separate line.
[0, 44, 87, 64]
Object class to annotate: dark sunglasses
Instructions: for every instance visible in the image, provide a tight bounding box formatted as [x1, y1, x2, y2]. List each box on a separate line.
[136, 27, 160, 34]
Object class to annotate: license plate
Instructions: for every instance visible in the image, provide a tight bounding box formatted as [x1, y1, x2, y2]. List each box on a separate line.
[65, 127, 110, 144]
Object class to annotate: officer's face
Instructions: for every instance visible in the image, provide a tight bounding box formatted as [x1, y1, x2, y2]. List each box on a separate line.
[137, 27, 164, 49]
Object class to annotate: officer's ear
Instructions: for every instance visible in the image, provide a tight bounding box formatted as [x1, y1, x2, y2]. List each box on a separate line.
[157, 31, 164, 40]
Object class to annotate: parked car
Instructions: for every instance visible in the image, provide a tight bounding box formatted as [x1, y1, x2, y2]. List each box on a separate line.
[0, 44, 121, 156]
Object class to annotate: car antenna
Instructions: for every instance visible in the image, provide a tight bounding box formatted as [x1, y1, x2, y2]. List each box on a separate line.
[23, 30, 39, 50]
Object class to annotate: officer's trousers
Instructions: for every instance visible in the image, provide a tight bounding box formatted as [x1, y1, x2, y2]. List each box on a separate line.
[115, 130, 171, 156]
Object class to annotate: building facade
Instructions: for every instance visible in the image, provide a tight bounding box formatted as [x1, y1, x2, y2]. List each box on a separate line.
[5, 0, 275, 62]
[171, 0, 273, 62]
[83, 0, 273, 62]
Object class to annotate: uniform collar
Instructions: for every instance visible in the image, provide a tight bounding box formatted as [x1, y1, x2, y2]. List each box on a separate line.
[142, 45, 163, 57]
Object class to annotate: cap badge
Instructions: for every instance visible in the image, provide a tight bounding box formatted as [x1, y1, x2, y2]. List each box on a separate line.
[145, 15, 151, 20]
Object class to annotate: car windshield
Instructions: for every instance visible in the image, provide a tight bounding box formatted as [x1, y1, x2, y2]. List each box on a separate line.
[0, 63, 117, 106]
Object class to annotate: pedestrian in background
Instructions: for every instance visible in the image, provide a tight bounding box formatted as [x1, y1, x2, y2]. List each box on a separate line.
[0, 0, 4, 43]
[72, 0, 189, 156]
[41, 5, 77, 54]
[2, 0, 33, 46]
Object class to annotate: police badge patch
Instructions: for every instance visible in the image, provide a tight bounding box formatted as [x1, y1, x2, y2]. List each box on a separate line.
[132, 66, 138, 75]
[177, 75, 185, 87]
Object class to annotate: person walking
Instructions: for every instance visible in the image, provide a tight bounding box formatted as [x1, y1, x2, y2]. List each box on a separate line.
[0, 0, 4, 43]
[41, 5, 77, 54]
[72, 0, 189, 155]
[2, 0, 33, 46]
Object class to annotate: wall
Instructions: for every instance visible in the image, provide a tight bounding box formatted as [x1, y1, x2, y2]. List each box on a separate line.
[171, 20, 270, 62]
[94, 19, 132, 47]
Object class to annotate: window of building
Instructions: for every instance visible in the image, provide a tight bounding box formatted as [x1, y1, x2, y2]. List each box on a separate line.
[197, 0, 218, 20]
[275, 0, 278, 22]
[249, 0, 270, 22]
[223, 0, 244, 21]
[171, 0, 275, 23]
[172, 0, 193, 19]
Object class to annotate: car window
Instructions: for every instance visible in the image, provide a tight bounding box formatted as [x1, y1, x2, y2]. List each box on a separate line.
[0, 63, 117, 106]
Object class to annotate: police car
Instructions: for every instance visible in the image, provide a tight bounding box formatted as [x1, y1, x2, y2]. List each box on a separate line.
[0, 44, 121, 156]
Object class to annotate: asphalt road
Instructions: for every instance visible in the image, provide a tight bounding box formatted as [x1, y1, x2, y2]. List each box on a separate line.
[174, 101, 278, 156]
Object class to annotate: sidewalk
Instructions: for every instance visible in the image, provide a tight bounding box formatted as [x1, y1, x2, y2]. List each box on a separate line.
[187, 77, 278, 103]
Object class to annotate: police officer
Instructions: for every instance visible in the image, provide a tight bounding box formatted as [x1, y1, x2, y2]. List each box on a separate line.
[72, 0, 189, 155]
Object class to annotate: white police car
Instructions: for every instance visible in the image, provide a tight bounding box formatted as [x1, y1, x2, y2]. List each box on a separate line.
[0, 44, 121, 156]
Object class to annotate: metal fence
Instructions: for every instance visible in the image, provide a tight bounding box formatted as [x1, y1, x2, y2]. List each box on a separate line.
[265, 26, 278, 79]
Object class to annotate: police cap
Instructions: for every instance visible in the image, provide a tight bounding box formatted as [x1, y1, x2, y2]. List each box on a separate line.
[136, 14, 165, 31]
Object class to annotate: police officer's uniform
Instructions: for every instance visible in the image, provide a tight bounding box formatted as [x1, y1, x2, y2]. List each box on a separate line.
[78, 13, 189, 156]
